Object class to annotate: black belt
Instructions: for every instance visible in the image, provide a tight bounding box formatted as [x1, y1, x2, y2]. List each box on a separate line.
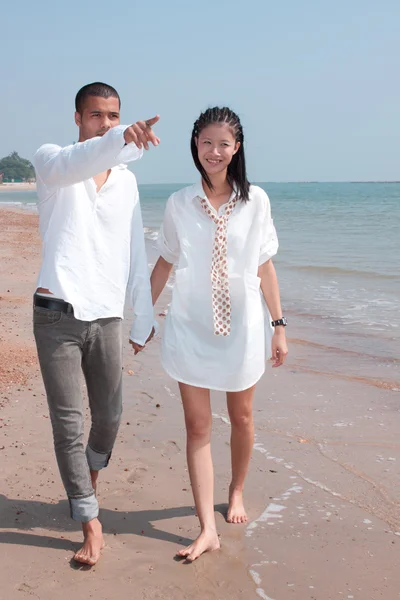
[34, 294, 74, 314]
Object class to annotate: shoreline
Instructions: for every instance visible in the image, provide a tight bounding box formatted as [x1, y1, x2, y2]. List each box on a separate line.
[1, 204, 399, 392]
[1, 181, 400, 194]
[0, 183, 36, 192]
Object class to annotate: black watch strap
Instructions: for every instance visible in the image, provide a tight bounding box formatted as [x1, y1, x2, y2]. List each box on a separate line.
[271, 317, 287, 327]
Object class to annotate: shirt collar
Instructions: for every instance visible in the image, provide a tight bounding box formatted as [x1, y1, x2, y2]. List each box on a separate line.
[191, 181, 207, 201]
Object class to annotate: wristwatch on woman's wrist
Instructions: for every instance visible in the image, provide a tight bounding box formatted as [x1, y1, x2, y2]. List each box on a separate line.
[271, 317, 287, 328]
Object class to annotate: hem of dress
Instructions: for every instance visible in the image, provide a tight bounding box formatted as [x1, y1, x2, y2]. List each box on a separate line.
[161, 363, 265, 393]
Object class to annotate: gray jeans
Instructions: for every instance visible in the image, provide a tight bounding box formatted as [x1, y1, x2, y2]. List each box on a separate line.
[33, 305, 123, 522]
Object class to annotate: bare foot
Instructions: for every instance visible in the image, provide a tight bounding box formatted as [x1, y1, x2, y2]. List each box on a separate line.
[176, 529, 220, 562]
[227, 486, 248, 524]
[90, 470, 99, 496]
[74, 518, 105, 566]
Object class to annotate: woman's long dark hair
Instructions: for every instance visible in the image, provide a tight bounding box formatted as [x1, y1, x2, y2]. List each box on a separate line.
[191, 107, 250, 202]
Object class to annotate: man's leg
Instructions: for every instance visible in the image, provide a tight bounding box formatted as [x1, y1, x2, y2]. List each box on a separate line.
[33, 308, 103, 565]
[81, 317, 123, 500]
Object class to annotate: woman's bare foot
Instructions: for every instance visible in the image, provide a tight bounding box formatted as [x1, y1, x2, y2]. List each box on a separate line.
[176, 528, 220, 562]
[227, 486, 248, 524]
[74, 518, 105, 566]
[90, 470, 99, 496]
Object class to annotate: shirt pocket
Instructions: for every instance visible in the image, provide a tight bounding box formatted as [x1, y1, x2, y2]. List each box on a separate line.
[33, 306, 63, 327]
[243, 272, 264, 327]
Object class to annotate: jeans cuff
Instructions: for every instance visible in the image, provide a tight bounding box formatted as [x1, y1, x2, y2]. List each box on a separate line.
[69, 494, 99, 522]
[86, 445, 111, 471]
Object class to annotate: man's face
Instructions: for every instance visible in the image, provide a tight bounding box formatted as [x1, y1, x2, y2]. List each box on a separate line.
[75, 96, 120, 142]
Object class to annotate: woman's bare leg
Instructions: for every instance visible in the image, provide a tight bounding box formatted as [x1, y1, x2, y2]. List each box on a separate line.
[226, 385, 255, 523]
[176, 382, 220, 561]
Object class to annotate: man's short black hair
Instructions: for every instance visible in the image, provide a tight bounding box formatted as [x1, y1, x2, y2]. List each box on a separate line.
[75, 82, 121, 114]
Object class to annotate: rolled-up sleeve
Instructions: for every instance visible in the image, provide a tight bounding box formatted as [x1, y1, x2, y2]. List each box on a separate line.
[158, 194, 180, 264]
[127, 189, 155, 345]
[259, 190, 279, 265]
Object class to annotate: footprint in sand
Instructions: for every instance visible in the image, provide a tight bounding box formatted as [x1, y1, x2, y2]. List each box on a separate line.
[127, 466, 148, 484]
[17, 583, 40, 598]
[163, 440, 181, 456]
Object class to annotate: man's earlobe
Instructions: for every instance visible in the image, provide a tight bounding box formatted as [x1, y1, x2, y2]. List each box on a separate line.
[74, 111, 81, 127]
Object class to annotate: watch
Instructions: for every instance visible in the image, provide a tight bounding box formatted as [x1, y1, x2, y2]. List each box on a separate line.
[271, 317, 287, 327]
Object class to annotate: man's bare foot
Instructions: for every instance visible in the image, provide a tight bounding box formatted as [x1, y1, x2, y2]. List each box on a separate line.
[74, 518, 105, 566]
[176, 529, 220, 562]
[227, 486, 248, 524]
[90, 470, 99, 496]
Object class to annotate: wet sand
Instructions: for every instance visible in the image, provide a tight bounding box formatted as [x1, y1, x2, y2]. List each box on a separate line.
[0, 207, 399, 600]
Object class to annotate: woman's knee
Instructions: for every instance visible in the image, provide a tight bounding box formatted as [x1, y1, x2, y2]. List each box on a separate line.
[229, 409, 253, 431]
[185, 414, 212, 441]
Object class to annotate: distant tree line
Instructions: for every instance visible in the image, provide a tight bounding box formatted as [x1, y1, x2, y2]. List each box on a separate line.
[0, 152, 35, 182]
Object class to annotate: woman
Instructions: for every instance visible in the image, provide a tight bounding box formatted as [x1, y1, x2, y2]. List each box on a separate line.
[150, 107, 288, 561]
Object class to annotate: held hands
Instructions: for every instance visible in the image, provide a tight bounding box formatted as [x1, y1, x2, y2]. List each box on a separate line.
[124, 116, 160, 150]
[129, 327, 155, 355]
[271, 328, 288, 368]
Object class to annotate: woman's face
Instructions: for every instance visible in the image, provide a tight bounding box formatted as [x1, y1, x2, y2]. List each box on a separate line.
[196, 123, 240, 177]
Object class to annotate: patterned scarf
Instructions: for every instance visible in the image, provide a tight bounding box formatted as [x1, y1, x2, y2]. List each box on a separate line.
[199, 194, 238, 336]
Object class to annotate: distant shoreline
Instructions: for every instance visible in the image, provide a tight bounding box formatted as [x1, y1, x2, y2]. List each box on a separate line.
[0, 182, 36, 192]
[0, 181, 399, 194]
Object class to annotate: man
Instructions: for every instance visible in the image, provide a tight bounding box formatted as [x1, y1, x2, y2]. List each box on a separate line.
[32, 82, 158, 565]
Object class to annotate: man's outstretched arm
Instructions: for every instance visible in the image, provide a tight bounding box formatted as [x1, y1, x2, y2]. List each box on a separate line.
[33, 116, 160, 188]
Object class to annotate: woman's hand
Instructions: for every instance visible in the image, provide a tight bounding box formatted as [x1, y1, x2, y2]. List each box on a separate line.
[271, 328, 288, 367]
[129, 327, 155, 355]
[258, 259, 288, 367]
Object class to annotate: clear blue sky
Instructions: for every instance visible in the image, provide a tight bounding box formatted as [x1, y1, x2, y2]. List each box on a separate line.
[1, 0, 399, 183]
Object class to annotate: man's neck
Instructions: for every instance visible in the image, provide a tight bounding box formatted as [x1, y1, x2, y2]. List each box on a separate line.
[93, 170, 111, 193]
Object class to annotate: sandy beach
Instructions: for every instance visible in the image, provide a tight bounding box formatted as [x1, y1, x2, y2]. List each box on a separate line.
[0, 207, 399, 600]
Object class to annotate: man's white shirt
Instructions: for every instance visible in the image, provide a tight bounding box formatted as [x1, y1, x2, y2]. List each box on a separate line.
[33, 125, 154, 345]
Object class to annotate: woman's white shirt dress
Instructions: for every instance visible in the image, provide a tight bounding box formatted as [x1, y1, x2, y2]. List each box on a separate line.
[158, 182, 279, 392]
